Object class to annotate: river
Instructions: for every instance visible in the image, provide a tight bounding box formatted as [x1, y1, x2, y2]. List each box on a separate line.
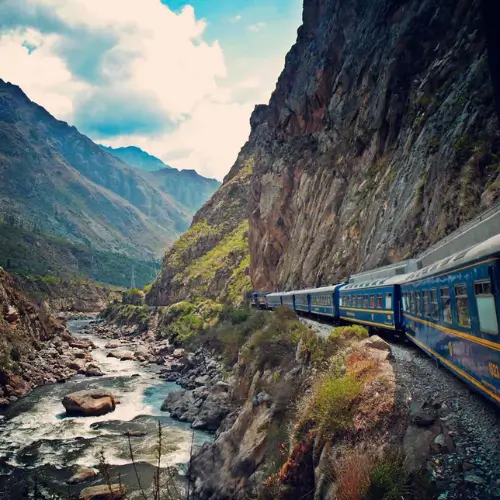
[0, 319, 212, 499]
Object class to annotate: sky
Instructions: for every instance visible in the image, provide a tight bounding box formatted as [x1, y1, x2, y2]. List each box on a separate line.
[0, 0, 302, 180]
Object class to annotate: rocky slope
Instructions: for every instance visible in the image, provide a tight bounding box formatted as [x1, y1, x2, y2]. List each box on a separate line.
[0, 79, 188, 260]
[247, 0, 500, 289]
[99, 145, 173, 172]
[147, 146, 254, 306]
[13, 275, 120, 314]
[0, 269, 97, 407]
[100, 145, 220, 216]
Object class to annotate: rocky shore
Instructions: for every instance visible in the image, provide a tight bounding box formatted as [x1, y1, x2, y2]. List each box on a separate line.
[82, 321, 234, 433]
[0, 326, 101, 408]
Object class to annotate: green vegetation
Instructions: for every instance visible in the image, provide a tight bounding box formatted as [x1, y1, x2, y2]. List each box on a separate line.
[0, 222, 160, 288]
[122, 288, 144, 305]
[157, 299, 225, 343]
[366, 453, 408, 500]
[168, 219, 219, 269]
[102, 303, 150, 332]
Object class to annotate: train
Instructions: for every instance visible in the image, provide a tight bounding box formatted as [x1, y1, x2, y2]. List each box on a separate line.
[251, 234, 500, 408]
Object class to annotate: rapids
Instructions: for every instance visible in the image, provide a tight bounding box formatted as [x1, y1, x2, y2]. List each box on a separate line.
[0, 319, 212, 499]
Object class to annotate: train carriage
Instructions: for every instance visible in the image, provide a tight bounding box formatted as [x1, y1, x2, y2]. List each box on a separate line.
[338, 276, 407, 332]
[401, 235, 500, 406]
[309, 284, 346, 319]
[266, 292, 282, 309]
[293, 290, 311, 313]
[281, 292, 295, 310]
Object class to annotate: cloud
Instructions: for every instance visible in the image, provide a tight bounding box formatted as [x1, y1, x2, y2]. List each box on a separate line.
[0, 0, 297, 180]
[248, 22, 266, 32]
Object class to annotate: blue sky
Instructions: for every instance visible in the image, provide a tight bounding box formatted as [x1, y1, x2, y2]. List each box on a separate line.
[0, 0, 302, 179]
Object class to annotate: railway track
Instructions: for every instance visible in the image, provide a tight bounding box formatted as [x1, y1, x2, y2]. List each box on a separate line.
[301, 316, 500, 499]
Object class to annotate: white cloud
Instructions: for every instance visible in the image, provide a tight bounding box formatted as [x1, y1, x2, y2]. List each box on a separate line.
[232, 14, 242, 22]
[0, 0, 290, 180]
[0, 29, 87, 120]
[248, 22, 266, 32]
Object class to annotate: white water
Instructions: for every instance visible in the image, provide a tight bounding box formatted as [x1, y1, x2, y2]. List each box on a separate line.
[0, 320, 211, 497]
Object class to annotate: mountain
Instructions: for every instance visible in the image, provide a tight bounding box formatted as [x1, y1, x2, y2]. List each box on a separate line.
[149, 0, 500, 306]
[145, 168, 220, 215]
[100, 145, 221, 216]
[247, 0, 499, 290]
[99, 145, 173, 172]
[0, 79, 190, 261]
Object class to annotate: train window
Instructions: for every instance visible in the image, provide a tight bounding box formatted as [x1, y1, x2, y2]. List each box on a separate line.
[474, 281, 498, 335]
[357, 295, 362, 307]
[345, 296, 350, 307]
[376, 294, 383, 308]
[430, 289, 438, 320]
[386, 292, 393, 310]
[364, 295, 369, 308]
[440, 288, 452, 323]
[416, 291, 422, 315]
[423, 291, 429, 317]
[340, 296, 344, 307]
[402, 293, 407, 312]
[370, 295, 375, 308]
[454, 285, 471, 328]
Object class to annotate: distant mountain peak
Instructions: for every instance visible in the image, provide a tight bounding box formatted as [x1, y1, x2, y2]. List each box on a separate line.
[99, 144, 173, 172]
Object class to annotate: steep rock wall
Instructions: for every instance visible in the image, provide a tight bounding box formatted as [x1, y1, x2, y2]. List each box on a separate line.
[248, 0, 500, 290]
[147, 147, 254, 306]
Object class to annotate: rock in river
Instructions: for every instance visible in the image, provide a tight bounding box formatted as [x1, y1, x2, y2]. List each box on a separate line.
[67, 468, 98, 484]
[62, 390, 116, 416]
[79, 484, 125, 500]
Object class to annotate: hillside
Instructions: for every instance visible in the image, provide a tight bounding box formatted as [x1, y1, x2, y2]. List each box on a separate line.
[100, 144, 220, 216]
[99, 145, 172, 172]
[0, 219, 158, 288]
[0, 79, 189, 260]
[147, 145, 253, 306]
[247, 0, 500, 290]
[145, 168, 220, 216]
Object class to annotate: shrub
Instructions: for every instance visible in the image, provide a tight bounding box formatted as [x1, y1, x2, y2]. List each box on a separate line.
[313, 374, 363, 435]
[365, 453, 408, 500]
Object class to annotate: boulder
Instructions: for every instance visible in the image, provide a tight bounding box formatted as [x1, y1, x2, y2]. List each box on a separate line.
[0, 398, 9, 407]
[195, 375, 209, 386]
[62, 390, 116, 416]
[106, 350, 134, 361]
[192, 392, 232, 431]
[173, 348, 186, 359]
[124, 430, 147, 437]
[69, 339, 94, 350]
[67, 468, 98, 484]
[105, 340, 122, 349]
[4, 305, 19, 323]
[85, 368, 104, 377]
[359, 335, 391, 352]
[79, 484, 125, 500]
[161, 390, 196, 419]
[68, 359, 86, 372]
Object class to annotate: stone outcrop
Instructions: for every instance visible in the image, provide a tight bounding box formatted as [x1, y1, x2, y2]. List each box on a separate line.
[79, 484, 125, 500]
[247, 0, 499, 289]
[0, 269, 98, 405]
[62, 390, 116, 417]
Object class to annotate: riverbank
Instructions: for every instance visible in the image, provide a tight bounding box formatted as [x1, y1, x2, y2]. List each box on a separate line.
[0, 319, 212, 499]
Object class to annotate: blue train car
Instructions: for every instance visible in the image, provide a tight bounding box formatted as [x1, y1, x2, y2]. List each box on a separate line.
[293, 289, 311, 313]
[309, 284, 346, 319]
[401, 235, 500, 407]
[338, 276, 407, 331]
[266, 292, 282, 309]
[251, 292, 270, 309]
[281, 292, 295, 310]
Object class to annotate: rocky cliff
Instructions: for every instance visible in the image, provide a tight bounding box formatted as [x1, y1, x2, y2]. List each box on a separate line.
[0, 269, 94, 407]
[247, 0, 500, 290]
[147, 146, 254, 306]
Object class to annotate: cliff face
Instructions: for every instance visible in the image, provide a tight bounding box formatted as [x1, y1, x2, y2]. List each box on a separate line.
[147, 146, 253, 306]
[0, 269, 85, 406]
[248, 0, 500, 290]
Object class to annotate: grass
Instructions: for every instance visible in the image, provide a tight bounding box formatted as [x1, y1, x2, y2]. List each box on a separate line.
[0, 222, 160, 288]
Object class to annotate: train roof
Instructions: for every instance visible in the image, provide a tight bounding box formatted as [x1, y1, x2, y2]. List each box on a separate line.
[266, 292, 282, 298]
[341, 274, 410, 290]
[406, 233, 500, 282]
[292, 284, 344, 295]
